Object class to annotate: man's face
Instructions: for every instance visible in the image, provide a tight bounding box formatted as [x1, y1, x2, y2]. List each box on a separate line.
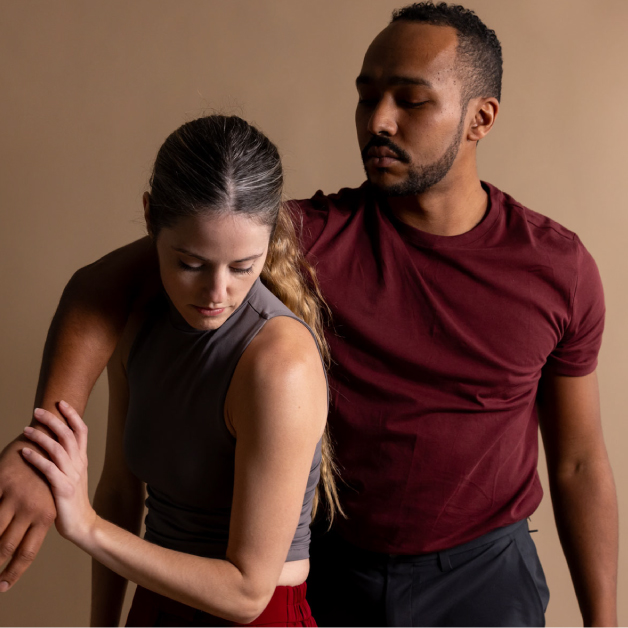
[356, 22, 467, 196]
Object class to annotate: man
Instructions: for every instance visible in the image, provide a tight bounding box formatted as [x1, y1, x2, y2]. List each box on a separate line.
[0, 3, 617, 626]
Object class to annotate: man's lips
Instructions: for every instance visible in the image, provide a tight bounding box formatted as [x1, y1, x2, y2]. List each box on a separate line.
[367, 146, 401, 159]
[365, 146, 403, 168]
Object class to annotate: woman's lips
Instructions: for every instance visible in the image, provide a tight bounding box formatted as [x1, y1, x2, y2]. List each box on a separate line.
[193, 305, 225, 317]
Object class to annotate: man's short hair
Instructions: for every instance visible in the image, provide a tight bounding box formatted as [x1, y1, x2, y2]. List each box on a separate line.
[392, 2, 503, 104]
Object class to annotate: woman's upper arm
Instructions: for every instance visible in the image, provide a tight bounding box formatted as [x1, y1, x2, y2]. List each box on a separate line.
[224, 317, 327, 598]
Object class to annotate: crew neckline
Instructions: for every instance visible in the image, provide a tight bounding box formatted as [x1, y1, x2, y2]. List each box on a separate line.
[375, 181, 502, 249]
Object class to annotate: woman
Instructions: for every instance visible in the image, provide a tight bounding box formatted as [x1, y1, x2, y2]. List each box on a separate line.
[20, 115, 340, 627]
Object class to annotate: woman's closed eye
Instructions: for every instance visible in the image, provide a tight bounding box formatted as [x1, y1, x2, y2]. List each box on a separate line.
[230, 266, 254, 275]
[178, 260, 203, 272]
[178, 259, 254, 275]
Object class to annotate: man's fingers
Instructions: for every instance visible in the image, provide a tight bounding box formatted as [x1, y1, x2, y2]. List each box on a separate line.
[0, 519, 30, 584]
[0, 525, 44, 592]
[0, 501, 14, 538]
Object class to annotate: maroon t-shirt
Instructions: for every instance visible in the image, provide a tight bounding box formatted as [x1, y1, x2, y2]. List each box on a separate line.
[291, 181, 605, 554]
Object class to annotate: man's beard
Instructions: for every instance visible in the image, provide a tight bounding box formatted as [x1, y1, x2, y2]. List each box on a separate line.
[362, 113, 465, 197]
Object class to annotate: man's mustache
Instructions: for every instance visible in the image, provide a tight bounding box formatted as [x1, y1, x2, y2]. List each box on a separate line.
[361, 136, 411, 163]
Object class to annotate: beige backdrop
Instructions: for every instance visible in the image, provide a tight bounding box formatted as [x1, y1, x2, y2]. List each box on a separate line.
[0, 1, 626, 626]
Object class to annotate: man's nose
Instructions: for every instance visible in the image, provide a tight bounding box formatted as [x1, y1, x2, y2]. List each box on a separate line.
[367, 97, 398, 137]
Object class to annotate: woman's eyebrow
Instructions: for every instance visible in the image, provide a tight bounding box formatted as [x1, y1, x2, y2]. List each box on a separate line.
[173, 246, 263, 264]
[233, 253, 264, 263]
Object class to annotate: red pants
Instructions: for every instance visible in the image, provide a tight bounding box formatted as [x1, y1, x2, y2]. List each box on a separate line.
[126, 581, 316, 627]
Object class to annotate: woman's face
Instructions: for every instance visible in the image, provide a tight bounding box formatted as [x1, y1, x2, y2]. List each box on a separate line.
[154, 211, 271, 331]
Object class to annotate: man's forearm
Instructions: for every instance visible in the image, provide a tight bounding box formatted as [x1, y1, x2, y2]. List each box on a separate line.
[0, 237, 158, 590]
[549, 458, 618, 626]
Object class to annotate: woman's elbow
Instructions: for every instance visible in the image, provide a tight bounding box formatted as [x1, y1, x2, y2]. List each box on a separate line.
[237, 590, 275, 624]
[207, 585, 274, 625]
[230, 602, 265, 625]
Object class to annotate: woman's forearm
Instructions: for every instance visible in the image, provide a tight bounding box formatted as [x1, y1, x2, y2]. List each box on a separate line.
[79, 517, 272, 625]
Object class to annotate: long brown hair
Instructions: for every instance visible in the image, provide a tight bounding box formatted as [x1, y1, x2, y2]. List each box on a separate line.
[147, 114, 343, 523]
[261, 202, 344, 523]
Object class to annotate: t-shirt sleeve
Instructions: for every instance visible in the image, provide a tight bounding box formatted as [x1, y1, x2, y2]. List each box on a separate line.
[287, 191, 330, 256]
[544, 237, 605, 376]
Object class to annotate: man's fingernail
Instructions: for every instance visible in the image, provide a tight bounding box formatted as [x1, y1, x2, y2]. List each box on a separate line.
[24, 426, 33, 434]
[0, 581, 9, 592]
[59, 400, 68, 408]
[33, 408, 44, 418]
[22, 448, 32, 455]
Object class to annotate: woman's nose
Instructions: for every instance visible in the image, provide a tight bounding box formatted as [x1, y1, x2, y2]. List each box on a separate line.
[203, 271, 228, 305]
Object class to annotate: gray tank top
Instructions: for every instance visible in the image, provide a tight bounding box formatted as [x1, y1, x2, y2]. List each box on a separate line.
[124, 278, 324, 561]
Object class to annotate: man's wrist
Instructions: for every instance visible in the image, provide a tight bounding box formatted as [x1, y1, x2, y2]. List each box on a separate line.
[3, 434, 47, 459]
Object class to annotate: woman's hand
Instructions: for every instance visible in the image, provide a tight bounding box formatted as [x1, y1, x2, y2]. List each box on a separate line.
[20, 401, 97, 545]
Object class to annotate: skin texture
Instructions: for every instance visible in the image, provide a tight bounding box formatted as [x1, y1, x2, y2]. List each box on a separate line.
[354, 22, 617, 625]
[21, 213, 327, 625]
[356, 22, 498, 237]
[537, 372, 618, 626]
[146, 194, 271, 332]
[0, 237, 159, 592]
[0, 19, 619, 628]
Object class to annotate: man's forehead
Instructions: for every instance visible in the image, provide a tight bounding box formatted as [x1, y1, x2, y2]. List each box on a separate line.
[360, 22, 459, 84]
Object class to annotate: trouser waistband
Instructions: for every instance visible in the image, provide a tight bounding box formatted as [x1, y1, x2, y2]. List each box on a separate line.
[333, 519, 529, 571]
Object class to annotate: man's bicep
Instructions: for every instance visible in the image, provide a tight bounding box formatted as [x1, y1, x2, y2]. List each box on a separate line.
[34, 236, 159, 418]
[544, 241, 604, 378]
[537, 371, 606, 473]
[64, 236, 158, 321]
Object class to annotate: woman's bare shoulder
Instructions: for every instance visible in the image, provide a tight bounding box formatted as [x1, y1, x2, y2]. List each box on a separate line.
[243, 316, 323, 377]
[226, 316, 327, 435]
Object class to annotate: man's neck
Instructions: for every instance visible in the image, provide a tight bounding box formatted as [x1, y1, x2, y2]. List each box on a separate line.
[385, 174, 488, 237]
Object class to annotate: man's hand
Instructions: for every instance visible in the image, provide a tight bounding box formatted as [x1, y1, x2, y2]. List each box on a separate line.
[538, 370, 618, 627]
[0, 237, 158, 590]
[22, 404, 97, 546]
[0, 437, 56, 592]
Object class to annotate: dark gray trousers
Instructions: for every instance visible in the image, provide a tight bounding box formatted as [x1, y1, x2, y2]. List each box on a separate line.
[307, 519, 550, 627]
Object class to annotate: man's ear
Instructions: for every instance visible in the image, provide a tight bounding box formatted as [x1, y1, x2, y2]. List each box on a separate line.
[143, 191, 154, 238]
[467, 97, 499, 142]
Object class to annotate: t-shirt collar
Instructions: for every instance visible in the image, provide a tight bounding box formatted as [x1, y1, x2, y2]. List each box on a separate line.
[371, 181, 502, 249]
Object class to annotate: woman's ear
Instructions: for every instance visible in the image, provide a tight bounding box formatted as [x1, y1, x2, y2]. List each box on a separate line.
[143, 192, 154, 239]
